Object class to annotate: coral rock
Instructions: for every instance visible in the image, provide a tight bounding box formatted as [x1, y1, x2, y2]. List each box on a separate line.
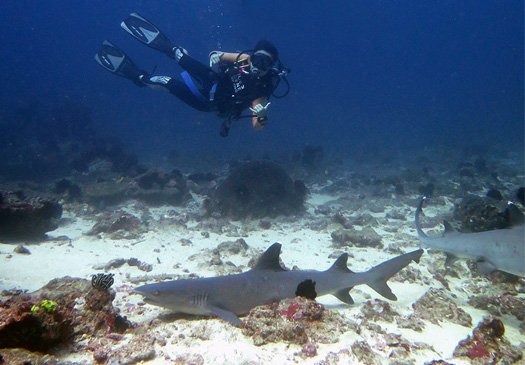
[0, 191, 62, 241]
[351, 340, 382, 364]
[453, 317, 523, 364]
[453, 195, 509, 232]
[87, 211, 146, 240]
[468, 294, 525, 322]
[412, 288, 472, 327]
[242, 296, 348, 346]
[0, 276, 130, 352]
[331, 227, 383, 248]
[360, 299, 400, 323]
[206, 160, 307, 219]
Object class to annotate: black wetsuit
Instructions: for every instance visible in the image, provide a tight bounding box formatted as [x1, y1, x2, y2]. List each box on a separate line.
[150, 53, 279, 119]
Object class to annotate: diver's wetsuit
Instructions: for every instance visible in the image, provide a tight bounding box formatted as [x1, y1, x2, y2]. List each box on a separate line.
[145, 53, 279, 119]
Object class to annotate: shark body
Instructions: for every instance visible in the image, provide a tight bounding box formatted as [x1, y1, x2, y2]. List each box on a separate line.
[415, 197, 525, 277]
[135, 243, 422, 325]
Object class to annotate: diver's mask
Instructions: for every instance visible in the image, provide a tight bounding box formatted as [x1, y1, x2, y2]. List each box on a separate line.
[251, 50, 274, 77]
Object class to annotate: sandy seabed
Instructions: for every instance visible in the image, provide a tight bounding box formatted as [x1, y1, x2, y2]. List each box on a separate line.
[1, 151, 524, 364]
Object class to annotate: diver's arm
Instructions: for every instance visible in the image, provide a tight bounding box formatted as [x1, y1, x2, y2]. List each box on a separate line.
[209, 51, 250, 64]
[250, 98, 269, 129]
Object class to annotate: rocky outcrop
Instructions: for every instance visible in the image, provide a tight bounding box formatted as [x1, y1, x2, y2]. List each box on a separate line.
[0, 191, 62, 241]
[205, 161, 307, 219]
[0, 276, 130, 352]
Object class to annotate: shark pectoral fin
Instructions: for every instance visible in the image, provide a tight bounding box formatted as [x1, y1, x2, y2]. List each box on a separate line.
[476, 259, 497, 275]
[207, 305, 242, 326]
[369, 280, 397, 301]
[333, 288, 354, 304]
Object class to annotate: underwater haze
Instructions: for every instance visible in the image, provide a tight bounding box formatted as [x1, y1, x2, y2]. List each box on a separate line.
[0, 0, 523, 162]
[2, 2, 525, 363]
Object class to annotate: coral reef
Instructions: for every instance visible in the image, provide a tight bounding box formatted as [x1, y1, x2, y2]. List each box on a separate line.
[242, 296, 350, 346]
[0, 348, 62, 365]
[351, 340, 382, 364]
[205, 160, 307, 219]
[360, 299, 400, 323]
[331, 227, 383, 248]
[82, 168, 190, 208]
[0, 277, 130, 352]
[186, 172, 219, 194]
[453, 317, 523, 364]
[87, 211, 146, 240]
[89, 332, 157, 365]
[453, 195, 510, 232]
[70, 138, 145, 177]
[411, 288, 472, 327]
[93, 258, 153, 272]
[54, 178, 82, 201]
[468, 294, 525, 331]
[133, 169, 190, 205]
[0, 190, 62, 241]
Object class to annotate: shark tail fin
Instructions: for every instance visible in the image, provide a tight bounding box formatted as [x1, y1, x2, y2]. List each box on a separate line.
[366, 249, 423, 301]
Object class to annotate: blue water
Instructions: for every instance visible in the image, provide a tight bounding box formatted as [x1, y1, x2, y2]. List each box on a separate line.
[0, 1, 523, 163]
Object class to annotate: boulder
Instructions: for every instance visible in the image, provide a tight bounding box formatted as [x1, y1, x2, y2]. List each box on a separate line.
[0, 191, 62, 241]
[206, 161, 307, 219]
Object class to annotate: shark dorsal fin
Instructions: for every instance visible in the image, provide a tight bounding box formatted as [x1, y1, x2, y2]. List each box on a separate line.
[442, 220, 455, 235]
[253, 243, 286, 271]
[328, 254, 354, 273]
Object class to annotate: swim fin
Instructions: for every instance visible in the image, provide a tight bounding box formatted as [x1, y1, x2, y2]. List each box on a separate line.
[94, 41, 145, 85]
[121, 13, 175, 58]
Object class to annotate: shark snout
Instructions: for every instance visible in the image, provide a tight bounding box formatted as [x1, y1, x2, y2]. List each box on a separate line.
[134, 285, 161, 302]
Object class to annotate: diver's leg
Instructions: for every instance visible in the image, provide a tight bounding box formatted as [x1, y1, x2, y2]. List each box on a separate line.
[142, 76, 212, 112]
[176, 52, 218, 88]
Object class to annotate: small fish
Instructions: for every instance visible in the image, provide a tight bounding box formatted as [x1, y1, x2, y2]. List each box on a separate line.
[91, 273, 115, 290]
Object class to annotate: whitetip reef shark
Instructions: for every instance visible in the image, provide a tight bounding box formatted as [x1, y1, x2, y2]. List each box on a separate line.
[415, 196, 525, 277]
[135, 243, 423, 325]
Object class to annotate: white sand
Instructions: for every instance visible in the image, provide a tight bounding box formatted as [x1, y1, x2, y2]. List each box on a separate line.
[0, 193, 523, 364]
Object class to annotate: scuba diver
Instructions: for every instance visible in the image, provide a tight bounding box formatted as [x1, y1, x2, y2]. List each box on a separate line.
[95, 13, 290, 137]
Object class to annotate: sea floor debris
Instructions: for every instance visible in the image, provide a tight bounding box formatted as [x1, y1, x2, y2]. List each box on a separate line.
[0, 146, 523, 364]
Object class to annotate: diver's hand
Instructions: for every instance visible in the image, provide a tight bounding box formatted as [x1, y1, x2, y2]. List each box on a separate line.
[249, 102, 271, 119]
[209, 51, 224, 68]
[252, 115, 268, 129]
[250, 102, 271, 129]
